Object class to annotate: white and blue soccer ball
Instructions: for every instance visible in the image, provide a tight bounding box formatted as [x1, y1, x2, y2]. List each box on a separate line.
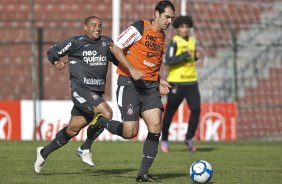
[189, 160, 213, 183]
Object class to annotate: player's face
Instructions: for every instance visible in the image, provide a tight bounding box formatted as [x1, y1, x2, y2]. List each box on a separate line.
[177, 24, 190, 38]
[84, 18, 102, 39]
[156, 7, 175, 30]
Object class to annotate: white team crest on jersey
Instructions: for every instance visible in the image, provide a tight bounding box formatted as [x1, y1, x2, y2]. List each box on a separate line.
[102, 42, 107, 47]
[91, 92, 99, 100]
[127, 104, 134, 116]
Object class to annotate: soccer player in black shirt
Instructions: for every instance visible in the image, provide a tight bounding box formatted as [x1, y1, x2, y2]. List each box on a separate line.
[34, 16, 142, 173]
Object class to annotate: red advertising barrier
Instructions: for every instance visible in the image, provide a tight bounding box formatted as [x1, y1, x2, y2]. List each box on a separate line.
[198, 103, 237, 140]
[0, 100, 237, 141]
[170, 102, 237, 141]
[0, 101, 21, 140]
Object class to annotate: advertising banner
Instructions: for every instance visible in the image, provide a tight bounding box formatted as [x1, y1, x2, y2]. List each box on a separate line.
[20, 100, 123, 141]
[0, 101, 21, 140]
[168, 102, 237, 141]
[0, 100, 237, 141]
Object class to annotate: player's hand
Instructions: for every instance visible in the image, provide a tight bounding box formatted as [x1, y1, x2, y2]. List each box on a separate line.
[195, 50, 201, 60]
[54, 60, 66, 70]
[129, 68, 144, 80]
[159, 79, 171, 95]
[187, 50, 191, 56]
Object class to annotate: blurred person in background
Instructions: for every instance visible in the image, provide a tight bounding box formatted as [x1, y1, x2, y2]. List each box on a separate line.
[89, 0, 175, 182]
[34, 16, 141, 173]
[160, 15, 204, 153]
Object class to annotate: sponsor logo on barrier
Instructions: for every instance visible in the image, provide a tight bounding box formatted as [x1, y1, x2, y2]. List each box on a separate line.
[166, 102, 237, 141]
[0, 110, 12, 140]
[35, 119, 69, 140]
[0, 101, 21, 140]
[35, 119, 86, 141]
[200, 112, 226, 141]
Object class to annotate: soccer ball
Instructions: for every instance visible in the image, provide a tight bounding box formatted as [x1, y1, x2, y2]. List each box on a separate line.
[189, 160, 213, 183]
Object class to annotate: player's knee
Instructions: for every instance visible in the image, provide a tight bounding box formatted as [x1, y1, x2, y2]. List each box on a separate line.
[123, 130, 138, 139]
[66, 127, 79, 137]
[148, 123, 162, 133]
[103, 111, 113, 120]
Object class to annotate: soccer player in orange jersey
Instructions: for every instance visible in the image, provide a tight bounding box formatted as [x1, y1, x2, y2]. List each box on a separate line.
[91, 1, 175, 182]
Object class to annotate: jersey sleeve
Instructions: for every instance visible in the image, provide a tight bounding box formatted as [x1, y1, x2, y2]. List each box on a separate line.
[47, 37, 77, 64]
[114, 20, 144, 49]
[101, 35, 119, 66]
[164, 40, 190, 66]
[109, 52, 119, 66]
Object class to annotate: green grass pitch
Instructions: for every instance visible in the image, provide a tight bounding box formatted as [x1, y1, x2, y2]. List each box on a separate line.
[0, 140, 282, 184]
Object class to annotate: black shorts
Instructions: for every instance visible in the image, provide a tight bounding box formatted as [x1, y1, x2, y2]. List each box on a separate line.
[71, 86, 105, 122]
[116, 85, 164, 121]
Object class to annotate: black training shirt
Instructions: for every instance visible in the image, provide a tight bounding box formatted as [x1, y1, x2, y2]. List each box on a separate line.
[47, 35, 118, 92]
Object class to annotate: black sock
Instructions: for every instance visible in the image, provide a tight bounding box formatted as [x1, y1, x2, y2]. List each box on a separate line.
[96, 116, 123, 137]
[41, 127, 72, 159]
[80, 125, 104, 150]
[138, 132, 160, 176]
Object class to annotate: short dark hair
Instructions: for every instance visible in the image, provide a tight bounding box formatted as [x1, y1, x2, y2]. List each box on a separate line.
[84, 16, 100, 25]
[154, 0, 175, 14]
[172, 15, 193, 28]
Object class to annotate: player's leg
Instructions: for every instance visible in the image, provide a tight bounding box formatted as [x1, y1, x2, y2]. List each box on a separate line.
[92, 85, 141, 139]
[184, 84, 201, 151]
[80, 101, 112, 150]
[69, 105, 97, 167]
[136, 88, 163, 181]
[34, 115, 88, 173]
[77, 101, 113, 166]
[136, 108, 162, 182]
[161, 84, 184, 152]
[72, 90, 110, 166]
[116, 85, 140, 138]
[42, 115, 88, 156]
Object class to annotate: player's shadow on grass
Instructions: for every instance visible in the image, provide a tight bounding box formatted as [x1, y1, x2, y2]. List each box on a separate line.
[95, 171, 189, 181]
[176, 147, 215, 152]
[40, 171, 92, 175]
[154, 172, 187, 180]
[89, 168, 136, 176]
[157, 172, 215, 183]
[41, 168, 136, 176]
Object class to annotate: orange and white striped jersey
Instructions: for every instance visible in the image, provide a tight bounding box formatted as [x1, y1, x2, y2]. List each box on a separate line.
[115, 20, 165, 81]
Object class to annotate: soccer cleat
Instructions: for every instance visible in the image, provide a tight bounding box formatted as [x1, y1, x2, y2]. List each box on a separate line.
[34, 147, 46, 173]
[136, 174, 156, 182]
[89, 112, 102, 126]
[184, 139, 196, 152]
[160, 140, 169, 153]
[77, 147, 94, 167]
